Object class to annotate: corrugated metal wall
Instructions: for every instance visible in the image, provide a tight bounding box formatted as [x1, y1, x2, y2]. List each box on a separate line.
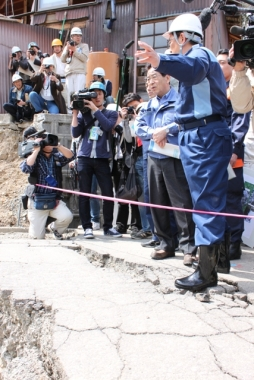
[138, 0, 212, 19]
[82, 1, 135, 57]
[0, 20, 58, 113]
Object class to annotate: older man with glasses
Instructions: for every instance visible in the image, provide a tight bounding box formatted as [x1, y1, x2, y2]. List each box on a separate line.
[135, 65, 197, 266]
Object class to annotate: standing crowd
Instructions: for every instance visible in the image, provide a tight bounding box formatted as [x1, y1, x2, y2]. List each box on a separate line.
[16, 15, 253, 292]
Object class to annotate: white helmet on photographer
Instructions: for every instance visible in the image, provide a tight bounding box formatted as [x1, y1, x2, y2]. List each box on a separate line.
[71, 27, 82, 35]
[163, 13, 203, 54]
[42, 57, 55, 67]
[93, 67, 105, 77]
[12, 74, 23, 82]
[12, 46, 21, 54]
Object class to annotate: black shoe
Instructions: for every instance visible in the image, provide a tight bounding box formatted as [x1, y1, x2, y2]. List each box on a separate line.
[229, 241, 242, 260]
[141, 239, 160, 248]
[217, 232, 231, 274]
[115, 222, 126, 234]
[175, 245, 218, 292]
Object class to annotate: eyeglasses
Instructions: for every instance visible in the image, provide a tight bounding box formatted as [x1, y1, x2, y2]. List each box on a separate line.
[146, 73, 161, 83]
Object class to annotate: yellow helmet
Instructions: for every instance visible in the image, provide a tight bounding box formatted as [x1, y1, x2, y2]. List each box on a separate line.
[52, 38, 63, 47]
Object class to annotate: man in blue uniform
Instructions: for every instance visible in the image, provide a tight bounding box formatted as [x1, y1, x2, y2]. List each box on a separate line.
[135, 13, 232, 292]
[217, 49, 250, 261]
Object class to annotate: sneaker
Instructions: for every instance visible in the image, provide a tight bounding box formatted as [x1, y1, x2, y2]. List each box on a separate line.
[131, 230, 152, 239]
[92, 222, 100, 230]
[84, 228, 94, 239]
[127, 226, 139, 234]
[48, 223, 63, 240]
[104, 227, 122, 238]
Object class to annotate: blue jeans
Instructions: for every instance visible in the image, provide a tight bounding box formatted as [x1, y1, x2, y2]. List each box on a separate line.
[29, 91, 59, 114]
[90, 175, 100, 223]
[135, 156, 150, 231]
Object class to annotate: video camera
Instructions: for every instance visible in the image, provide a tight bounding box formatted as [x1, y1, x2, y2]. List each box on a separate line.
[230, 14, 254, 68]
[18, 129, 58, 158]
[70, 88, 97, 113]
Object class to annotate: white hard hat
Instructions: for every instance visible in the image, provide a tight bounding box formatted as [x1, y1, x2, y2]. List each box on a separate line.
[163, 13, 203, 41]
[12, 74, 23, 82]
[12, 46, 21, 54]
[71, 27, 82, 35]
[92, 67, 105, 76]
[43, 57, 55, 66]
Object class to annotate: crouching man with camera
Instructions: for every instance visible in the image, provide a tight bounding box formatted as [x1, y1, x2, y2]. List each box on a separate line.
[71, 81, 122, 239]
[20, 126, 74, 240]
[29, 57, 67, 114]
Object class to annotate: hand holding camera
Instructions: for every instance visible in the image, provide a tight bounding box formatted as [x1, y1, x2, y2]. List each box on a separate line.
[67, 40, 77, 52]
[229, 46, 246, 71]
[120, 106, 136, 120]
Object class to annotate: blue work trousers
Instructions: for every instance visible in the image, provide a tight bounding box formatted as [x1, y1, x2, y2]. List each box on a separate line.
[179, 121, 232, 246]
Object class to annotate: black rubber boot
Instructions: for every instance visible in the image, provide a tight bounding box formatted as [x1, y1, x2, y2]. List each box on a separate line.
[217, 232, 231, 274]
[175, 245, 219, 292]
[229, 241, 242, 260]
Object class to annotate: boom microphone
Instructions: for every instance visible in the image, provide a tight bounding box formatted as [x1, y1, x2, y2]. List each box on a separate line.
[230, 25, 254, 36]
[220, 5, 254, 15]
[124, 40, 134, 49]
[199, 8, 213, 31]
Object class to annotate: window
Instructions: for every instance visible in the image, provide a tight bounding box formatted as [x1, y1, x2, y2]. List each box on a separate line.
[137, 19, 173, 93]
[38, 0, 68, 11]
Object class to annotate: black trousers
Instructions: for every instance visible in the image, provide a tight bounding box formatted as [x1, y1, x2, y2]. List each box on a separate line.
[78, 157, 114, 231]
[3, 103, 34, 122]
[148, 155, 196, 254]
[113, 162, 142, 232]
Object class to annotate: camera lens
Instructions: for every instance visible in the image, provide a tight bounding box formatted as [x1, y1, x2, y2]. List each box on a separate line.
[240, 41, 254, 59]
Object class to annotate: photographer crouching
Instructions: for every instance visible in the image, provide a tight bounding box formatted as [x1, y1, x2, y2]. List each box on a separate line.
[29, 57, 67, 114]
[20, 126, 74, 239]
[71, 81, 122, 239]
[3, 74, 34, 123]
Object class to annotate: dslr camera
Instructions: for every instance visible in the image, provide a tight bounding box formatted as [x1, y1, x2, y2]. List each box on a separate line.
[28, 50, 36, 56]
[12, 53, 17, 58]
[70, 88, 97, 113]
[18, 130, 58, 158]
[127, 106, 135, 115]
[69, 40, 77, 47]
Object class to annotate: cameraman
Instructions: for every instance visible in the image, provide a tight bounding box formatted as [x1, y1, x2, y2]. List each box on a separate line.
[229, 47, 254, 164]
[20, 127, 74, 240]
[61, 27, 89, 109]
[3, 74, 34, 123]
[71, 81, 122, 239]
[8, 46, 33, 86]
[29, 57, 67, 114]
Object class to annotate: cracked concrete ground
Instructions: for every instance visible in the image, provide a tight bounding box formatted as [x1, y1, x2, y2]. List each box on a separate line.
[0, 230, 254, 379]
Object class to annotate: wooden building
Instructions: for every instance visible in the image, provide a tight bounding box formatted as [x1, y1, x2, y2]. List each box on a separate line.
[0, 0, 243, 112]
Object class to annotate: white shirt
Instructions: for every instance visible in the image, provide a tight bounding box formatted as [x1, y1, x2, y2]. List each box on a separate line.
[54, 55, 66, 77]
[40, 75, 54, 101]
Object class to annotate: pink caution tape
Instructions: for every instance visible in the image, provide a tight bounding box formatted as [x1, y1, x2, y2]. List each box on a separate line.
[37, 184, 254, 219]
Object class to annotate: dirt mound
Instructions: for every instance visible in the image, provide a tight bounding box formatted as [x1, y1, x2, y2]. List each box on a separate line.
[0, 126, 28, 227]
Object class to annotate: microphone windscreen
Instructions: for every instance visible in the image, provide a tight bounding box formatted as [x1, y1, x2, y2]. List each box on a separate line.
[230, 25, 245, 36]
[182, 0, 195, 3]
[199, 8, 212, 31]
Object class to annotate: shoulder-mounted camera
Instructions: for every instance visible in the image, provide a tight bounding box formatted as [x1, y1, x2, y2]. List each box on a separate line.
[18, 129, 58, 158]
